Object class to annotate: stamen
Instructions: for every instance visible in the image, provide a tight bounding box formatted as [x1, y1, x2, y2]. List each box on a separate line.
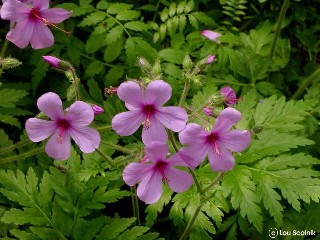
[56, 119, 69, 144]
[31, 8, 71, 36]
[143, 105, 155, 130]
[155, 161, 169, 184]
[207, 133, 221, 155]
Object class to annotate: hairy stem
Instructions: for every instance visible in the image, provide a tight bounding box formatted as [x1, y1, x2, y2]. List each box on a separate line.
[130, 186, 141, 225]
[95, 148, 116, 168]
[179, 172, 225, 240]
[269, 0, 290, 59]
[291, 68, 320, 100]
[0, 140, 31, 156]
[0, 147, 44, 163]
[101, 141, 134, 154]
[179, 79, 190, 107]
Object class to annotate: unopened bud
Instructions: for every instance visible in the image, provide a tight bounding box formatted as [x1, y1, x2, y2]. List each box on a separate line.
[152, 59, 162, 78]
[206, 55, 215, 64]
[138, 57, 152, 72]
[42, 56, 71, 71]
[104, 86, 118, 96]
[182, 54, 193, 70]
[0, 57, 21, 69]
[203, 107, 213, 116]
[92, 105, 104, 115]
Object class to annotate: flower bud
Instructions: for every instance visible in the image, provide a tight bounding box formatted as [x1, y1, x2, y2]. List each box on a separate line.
[92, 105, 104, 115]
[182, 54, 193, 70]
[0, 57, 21, 69]
[201, 30, 222, 43]
[203, 107, 213, 116]
[42, 56, 71, 71]
[206, 55, 215, 64]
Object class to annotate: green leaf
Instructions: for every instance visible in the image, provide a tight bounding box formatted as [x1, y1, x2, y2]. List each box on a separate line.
[0, 89, 28, 108]
[104, 37, 124, 63]
[192, 12, 217, 27]
[0, 114, 20, 127]
[107, 3, 133, 14]
[116, 10, 140, 21]
[78, 11, 107, 26]
[96, 217, 136, 240]
[222, 166, 263, 231]
[88, 79, 103, 102]
[158, 48, 185, 64]
[124, 22, 151, 32]
[105, 66, 125, 85]
[117, 226, 149, 240]
[74, 217, 106, 240]
[239, 130, 314, 163]
[85, 61, 105, 77]
[85, 33, 106, 53]
[105, 26, 124, 45]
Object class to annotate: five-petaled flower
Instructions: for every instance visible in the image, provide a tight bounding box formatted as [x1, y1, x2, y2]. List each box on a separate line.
[25, 92, 100, 160]
[220, 86, 239, 106]
[123, 141, 193, 204]
[112, 80, 188, 144]
[0, 0, 71, 49]
[179, 107, 250, 172]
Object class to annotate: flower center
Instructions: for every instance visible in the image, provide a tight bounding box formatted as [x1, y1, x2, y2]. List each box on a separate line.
[56, 119, 70, 144]
[142, 105, 156, 129]
[206, 133, 221, 155]
[29, 8, 71, 36]
[154, 160, 169, 184]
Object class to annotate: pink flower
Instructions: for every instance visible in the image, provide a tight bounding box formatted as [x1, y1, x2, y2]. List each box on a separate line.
[112, 80, 188, 144]
[0, 0, 71, 49]
[201, 30, 222, 42]
[220, 86, 239, 106]
[42, 55, 61, 68]
[91, 105, 104, 115]
[179, 108, 250, 172]
[123, 142, 193, 204]
[206, 55, 215, 64]
[25, 92, 100, 160]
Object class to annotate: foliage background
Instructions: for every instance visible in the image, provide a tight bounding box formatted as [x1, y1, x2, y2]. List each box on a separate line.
[0, 0, 320, 239]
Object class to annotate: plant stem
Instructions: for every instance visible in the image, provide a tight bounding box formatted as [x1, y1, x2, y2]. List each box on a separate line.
[0, 140, 31, 155]
[0, 40, 9, 79]
[130, 186, 141, 225]
[291, 68, 320, 100]
[95, 148, 116, 168]
[168, 130, 179, 152]
[269, 0, 290, 59]
[179, 204, 202, 240]
[101, 141, 134, 154]
[179, 79, 190, 107]
[179, 172, 225, 240]
[201, 172, 226, 194]
[0, 147, 44, 163]
[96, 125, 112, 131]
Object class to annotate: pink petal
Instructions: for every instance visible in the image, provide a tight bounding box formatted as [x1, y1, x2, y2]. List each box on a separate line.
[179, 144, 208, 169]
[37, 92, 64, 120]
[137, 171, 163, 204]
[179, 123, 208, 145]
[145, 142, 169, 162]
[45, 131, 71, 160]
[165, 168, 193, 192]
[69, 126, 100, 153]
[212, 107, 242, 133]
[66, 101, 94, 127]
[145, 80, 171, 106]
[40, 8, 71, 23]
[219, 130, 251, 152]
[201, 30, 222, 42]
[156, 106, 188, 132]
[207, 144, 235, 172]
[123, 162, 151, 186]
[25, 118, 56, 142]
[142, 117, 167, 145]
[117, 81, 145, 108]
[6, 20, 34, 48]
[167, 152, 190, 167]
[112, 110, 144, 136]
[30, 20, 54, 49]
[0, 0, 29, 21]
[33, 0, 49, 10]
